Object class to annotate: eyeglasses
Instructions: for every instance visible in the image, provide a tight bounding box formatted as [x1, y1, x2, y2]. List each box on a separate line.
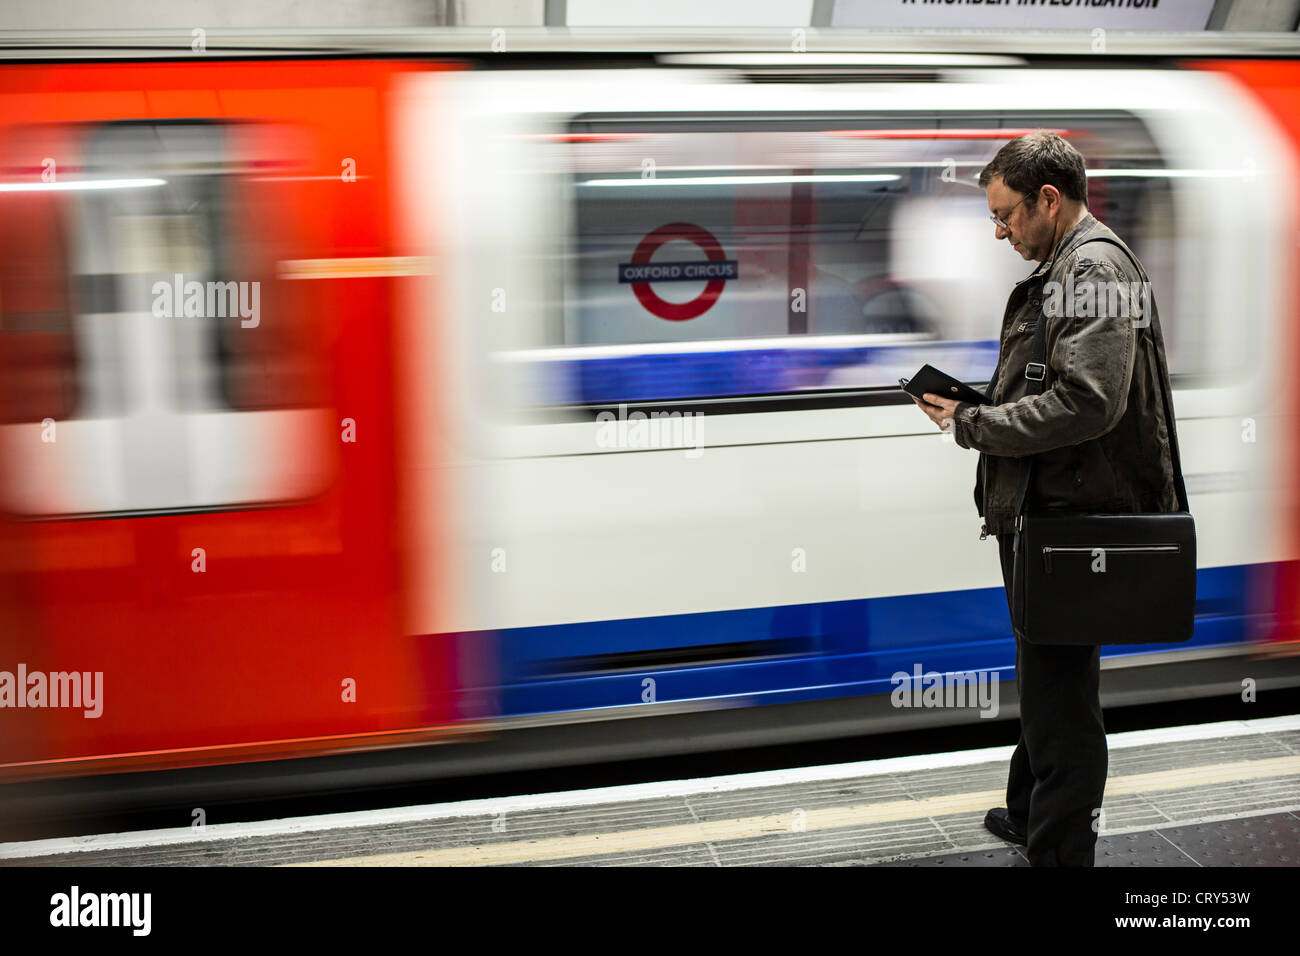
[989, 190, 1036, 231]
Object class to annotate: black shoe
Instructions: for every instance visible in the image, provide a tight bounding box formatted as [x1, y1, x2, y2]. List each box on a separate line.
[984, 807, 1027, 846]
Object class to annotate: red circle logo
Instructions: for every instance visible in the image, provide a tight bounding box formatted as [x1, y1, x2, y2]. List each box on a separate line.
[627, 222, 730, 321]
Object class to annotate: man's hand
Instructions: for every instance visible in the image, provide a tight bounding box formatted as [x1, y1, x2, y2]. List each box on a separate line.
[910, 393, 962, 434]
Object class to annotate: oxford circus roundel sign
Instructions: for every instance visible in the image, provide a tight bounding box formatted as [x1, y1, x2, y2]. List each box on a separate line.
[618, 222, 738, 321]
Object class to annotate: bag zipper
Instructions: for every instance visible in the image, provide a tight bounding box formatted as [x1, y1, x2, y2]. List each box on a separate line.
[1042, 543, 1179, 572]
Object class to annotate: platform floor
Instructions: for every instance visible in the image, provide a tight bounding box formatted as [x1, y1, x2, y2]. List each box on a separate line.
[3, 715, 1299, 867]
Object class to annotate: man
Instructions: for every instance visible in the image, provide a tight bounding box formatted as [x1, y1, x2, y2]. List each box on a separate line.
[909, 131, 1182, 867]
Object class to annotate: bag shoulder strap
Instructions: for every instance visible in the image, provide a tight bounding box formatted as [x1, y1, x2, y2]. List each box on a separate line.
[1011, 234, 1188, 518]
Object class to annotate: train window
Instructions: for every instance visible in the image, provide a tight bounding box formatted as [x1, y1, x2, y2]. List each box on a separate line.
[0, 120, 333, 517]
[524, 110, 1186, 408]
[76, 121, 325, 414]
[0, 190, 79, 424]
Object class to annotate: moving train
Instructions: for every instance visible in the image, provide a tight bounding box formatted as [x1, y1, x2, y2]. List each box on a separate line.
[2, 31, 1300, 816]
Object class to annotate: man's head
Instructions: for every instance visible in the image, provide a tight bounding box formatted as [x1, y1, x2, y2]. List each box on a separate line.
[978, 131, 1089, 263]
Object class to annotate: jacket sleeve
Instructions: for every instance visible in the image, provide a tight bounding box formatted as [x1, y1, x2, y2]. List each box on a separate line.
[952, 255, 1139, 457]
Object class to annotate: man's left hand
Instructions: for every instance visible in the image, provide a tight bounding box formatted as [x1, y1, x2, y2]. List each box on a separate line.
[911, 393, 962, 434]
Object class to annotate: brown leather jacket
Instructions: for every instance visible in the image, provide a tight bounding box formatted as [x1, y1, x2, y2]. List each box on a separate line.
[952, 211, 1182, 538]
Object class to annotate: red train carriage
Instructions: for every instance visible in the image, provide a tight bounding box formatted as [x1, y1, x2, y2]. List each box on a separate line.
[0, 59, 470, 781]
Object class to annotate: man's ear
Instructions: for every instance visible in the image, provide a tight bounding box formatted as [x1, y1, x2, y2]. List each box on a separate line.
[1039, 184, 1062, 216]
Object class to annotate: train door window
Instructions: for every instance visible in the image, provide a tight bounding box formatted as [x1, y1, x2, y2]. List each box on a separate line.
[0, 189, 79, 425]
[0, 120, 334, 517]
[519, 110, 1187, 408]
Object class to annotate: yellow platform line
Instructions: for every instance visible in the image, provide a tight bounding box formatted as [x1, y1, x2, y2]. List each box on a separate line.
[289, 755, 1300, 867]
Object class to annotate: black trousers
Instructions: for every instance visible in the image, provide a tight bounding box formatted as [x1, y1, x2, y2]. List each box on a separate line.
[997, 532, 1108, 867]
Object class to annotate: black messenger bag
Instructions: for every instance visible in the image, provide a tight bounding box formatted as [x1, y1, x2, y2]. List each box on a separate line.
[1010, 237, 1196, 646]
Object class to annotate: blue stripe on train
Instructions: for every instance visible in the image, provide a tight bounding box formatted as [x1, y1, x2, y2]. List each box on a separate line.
[485, 563, 1264, 718]
[527, 339, 1000, 404]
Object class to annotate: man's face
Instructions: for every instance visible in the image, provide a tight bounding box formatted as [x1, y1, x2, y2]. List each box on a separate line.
[986, 175, 1050, 262]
